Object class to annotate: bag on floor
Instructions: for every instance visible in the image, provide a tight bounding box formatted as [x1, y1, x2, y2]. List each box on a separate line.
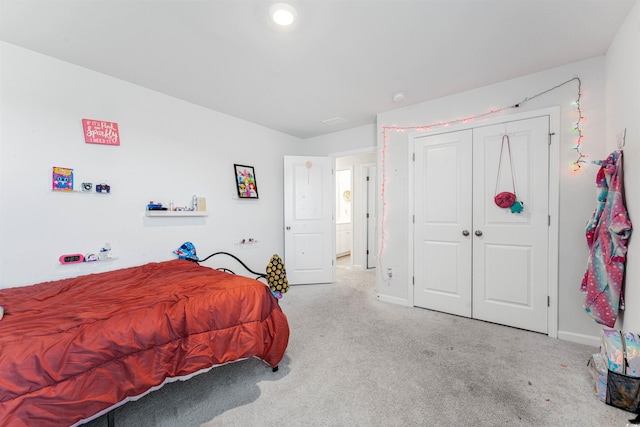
[602, 329, 640, 413]
[601, 329, 640, 376]
[589, 353, 607, 402]
[607, 370, 640, 413]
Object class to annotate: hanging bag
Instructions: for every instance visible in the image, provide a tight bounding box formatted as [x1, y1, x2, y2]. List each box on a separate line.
[494, 135, 523, 213]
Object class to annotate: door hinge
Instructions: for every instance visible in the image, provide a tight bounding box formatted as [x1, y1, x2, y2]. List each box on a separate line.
[412, 276, 415, 286]
[366, 249, 369, 255]
[412, 152, 416, 161]
[548, 215, 551, 226]
[413, 215, 415, 224]
[366, 213, 370, 218]
[366, 176, 370, 181]
[547, 296, 550, 307]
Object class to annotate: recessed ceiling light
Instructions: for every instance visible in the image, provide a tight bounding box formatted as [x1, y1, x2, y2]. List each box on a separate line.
[270, 3, 297, 26]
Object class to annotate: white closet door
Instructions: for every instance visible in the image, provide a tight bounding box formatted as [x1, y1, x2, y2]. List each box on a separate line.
[413, 130, 473, 317]
[472, 117, 549, 333]
[413, 116, 549, 334]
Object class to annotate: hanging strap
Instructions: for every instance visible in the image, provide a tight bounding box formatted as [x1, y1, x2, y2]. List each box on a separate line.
[494, 135, 517, 197]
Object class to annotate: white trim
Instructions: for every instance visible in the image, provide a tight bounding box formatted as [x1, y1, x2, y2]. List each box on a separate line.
[406, 107, 560, 337]
[557, 330, 600, 347]
[377, 294, 411, 306]
[547, 108, 560, 339]
[361, 162, 376, 270]
[407, 143, 416, 308]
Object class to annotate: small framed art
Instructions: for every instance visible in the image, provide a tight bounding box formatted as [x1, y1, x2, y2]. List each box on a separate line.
[52, 166, 74, 191]
[234, 164, 259, 199]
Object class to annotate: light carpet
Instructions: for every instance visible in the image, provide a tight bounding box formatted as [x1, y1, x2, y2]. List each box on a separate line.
[84, 264, 631, 426]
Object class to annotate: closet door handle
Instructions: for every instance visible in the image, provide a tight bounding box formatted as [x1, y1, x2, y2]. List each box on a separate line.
[462, 230, 470, 236]
[474, 230, 483, 237]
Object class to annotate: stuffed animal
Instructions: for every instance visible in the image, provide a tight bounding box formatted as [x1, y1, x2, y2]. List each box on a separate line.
[173, 242, 199, 261]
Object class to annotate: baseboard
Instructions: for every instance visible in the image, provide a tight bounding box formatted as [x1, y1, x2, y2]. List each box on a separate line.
[557, 330, 600, 347]
[376, 294, 410, 306]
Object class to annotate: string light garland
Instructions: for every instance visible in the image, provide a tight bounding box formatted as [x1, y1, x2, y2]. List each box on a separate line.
[570, 78, 587, 173]
[382, 77, 585, 168]
[378, 77, 585, 266]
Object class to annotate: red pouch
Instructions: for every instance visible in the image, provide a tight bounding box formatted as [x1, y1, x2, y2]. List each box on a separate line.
[494, 191, 516, 208]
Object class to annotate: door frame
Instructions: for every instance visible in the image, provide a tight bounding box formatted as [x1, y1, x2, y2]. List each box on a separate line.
[335, 166, 354, 258]
[363, 163, 377, 269]
[407, 107, 560, 338]
[331, 147, 377, 270]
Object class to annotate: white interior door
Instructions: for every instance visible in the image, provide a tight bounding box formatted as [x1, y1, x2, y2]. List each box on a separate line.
[366, 165, 377, 269]
[472, 118, 549, 333]
[284, 156, 335, 284]
[414, 130, 473, 317]
[413, 116, 549, 333]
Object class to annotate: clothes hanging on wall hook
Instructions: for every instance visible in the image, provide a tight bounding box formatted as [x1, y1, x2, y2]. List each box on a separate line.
[580, 150, 632, 328]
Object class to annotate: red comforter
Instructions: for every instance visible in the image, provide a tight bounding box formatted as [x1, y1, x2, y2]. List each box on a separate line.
[0, 260, 289, 426]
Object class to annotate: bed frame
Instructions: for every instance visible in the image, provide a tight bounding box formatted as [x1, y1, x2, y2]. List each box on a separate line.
[196, 251, 268, 281]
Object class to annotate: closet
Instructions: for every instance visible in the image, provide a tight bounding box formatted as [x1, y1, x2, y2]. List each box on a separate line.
[413, 116, 550, 333]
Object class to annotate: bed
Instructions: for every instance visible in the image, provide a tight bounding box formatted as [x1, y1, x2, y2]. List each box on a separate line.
[0, 255, 290, 426]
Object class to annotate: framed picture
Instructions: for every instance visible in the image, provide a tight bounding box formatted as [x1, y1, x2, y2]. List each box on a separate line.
[234, 164, 259, 199]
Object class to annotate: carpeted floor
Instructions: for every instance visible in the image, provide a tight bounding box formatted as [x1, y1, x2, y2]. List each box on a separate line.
[84, 263, 632, 426]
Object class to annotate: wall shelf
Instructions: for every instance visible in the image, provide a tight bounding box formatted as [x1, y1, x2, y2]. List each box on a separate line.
[145, 211, 209, 217]
[51, 190, 111, 195]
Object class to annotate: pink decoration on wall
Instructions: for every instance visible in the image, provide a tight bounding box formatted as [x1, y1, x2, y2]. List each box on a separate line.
[82, 119, 120, 146]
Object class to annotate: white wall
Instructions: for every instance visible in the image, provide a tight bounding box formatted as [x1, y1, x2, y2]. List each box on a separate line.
[302, 124, 377, 156]
[605, 1, 640, 332]
[377, 57, 612, 343]
[0, 43, 302, 288]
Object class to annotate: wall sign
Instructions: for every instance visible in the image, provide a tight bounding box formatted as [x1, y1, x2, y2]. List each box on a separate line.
[82, 119, 120, 146]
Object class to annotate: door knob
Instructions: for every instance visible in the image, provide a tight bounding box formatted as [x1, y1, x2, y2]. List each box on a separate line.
[286, 226, 291, 230]
[474, 230, 483, 237]
[462, 230, 470, 236]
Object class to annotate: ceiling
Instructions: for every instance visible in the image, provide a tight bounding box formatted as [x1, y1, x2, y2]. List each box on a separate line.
[0, 0, 635, 139]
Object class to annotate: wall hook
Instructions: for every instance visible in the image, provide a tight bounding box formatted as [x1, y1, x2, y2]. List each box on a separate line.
[617, 128, 627, 149]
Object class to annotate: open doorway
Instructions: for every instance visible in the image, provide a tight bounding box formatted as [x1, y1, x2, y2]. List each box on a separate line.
[334, 151, 376, 270]
[336, 168, 353, 260]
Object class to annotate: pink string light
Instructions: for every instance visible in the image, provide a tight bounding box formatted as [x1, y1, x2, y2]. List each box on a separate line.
[378, 77, 585, 263]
